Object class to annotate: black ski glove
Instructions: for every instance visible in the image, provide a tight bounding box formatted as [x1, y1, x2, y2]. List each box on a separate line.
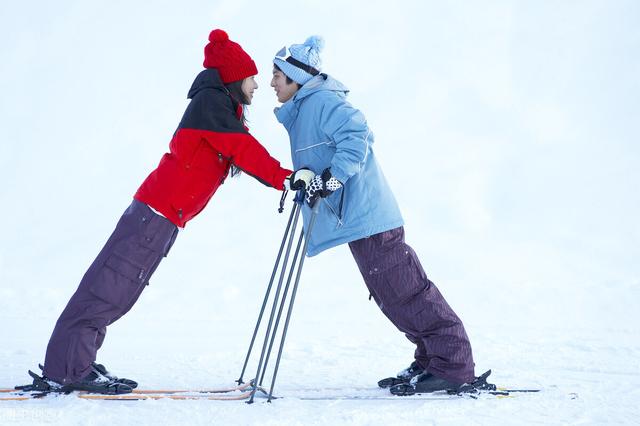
[285, 168, 315, 191]
[305, 168, 343, 206]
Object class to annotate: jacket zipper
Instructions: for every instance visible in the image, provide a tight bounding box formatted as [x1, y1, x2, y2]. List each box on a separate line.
[324, 187, 345, 228]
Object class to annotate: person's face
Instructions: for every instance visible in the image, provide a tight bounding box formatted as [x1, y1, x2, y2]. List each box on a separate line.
[241, 76, 258, 105]
[271, 68, 298, 103]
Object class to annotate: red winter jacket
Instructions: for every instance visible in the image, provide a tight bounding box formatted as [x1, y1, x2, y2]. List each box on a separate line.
[135, 69, 291, 227]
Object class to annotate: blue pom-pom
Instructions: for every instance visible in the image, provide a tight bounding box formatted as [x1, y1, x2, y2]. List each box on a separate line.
[304, 35, 325, 52]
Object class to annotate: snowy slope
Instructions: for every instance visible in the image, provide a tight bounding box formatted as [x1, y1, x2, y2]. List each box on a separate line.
[1, 1, 639, 425]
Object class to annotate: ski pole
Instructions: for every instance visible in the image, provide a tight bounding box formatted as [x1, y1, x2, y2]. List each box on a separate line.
[265, 200, 321, 402]
[246, 200, 302, 403]
[258, 227, 304, 386]
[236, 201, 300, 385]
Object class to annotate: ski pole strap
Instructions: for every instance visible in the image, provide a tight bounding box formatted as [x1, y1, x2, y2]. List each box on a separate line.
[278, 190, 288, 213]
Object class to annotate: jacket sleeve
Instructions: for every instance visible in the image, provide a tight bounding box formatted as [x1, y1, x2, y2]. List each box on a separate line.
[190, 92, 292, 190]
[318, 96, 371, 184]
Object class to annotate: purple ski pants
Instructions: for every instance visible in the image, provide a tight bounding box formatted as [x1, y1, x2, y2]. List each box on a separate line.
[43, 200, 178, 384]
[348, 227, 475, 384]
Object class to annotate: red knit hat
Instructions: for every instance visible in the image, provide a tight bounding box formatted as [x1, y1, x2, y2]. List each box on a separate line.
[203, 29, 258, 84]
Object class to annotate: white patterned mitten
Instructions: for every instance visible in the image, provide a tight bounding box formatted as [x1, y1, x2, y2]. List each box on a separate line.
[305, 168, 343, 206]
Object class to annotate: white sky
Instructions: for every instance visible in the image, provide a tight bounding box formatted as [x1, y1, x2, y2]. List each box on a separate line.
[0, 0, 638, 328]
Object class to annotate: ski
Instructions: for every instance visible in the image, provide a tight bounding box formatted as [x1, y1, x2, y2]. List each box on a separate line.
[2, 376, 266, 401]
[0, 387, 540, 402]
[78, 391, 256, 401]
[279, 388, 541, 401]
[1, 385, 265, 401]
[2, 382, 253, 395]
[2, 369, 541, 402]
[131, 381, 254, 394]
[292, 393, 536, 401]
[295, 395, 456, 401]
[0, 392, 255, 401]
[0, 390, 531, 402]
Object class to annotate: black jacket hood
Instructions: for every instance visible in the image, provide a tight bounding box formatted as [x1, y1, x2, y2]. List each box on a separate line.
[188, 69, 227, 99]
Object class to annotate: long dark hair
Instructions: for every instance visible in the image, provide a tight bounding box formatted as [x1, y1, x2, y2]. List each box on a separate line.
[224, 79, 249, 177]
[225, 80, 250, 107]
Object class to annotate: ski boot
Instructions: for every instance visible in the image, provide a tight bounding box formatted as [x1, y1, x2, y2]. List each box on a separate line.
[39, 362, 138, 389]
[378, 360, 424, 388]
[30, 364, 134, 395]
[15, 369, 131, 396]
[91, 362, 138, 389]
[390, 372, 462, 396]
[66, 369, 133, 394]
[389, 369, 496, 396]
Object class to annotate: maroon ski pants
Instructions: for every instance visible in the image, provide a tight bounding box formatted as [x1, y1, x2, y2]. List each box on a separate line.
[348, 227, 475, 384]
[43, 200, 178, 384]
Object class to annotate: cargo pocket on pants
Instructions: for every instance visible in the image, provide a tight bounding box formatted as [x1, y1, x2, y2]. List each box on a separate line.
[369, 246, 428, 308]
[90, 252, 147, 309]
[138, 215, 178, 258]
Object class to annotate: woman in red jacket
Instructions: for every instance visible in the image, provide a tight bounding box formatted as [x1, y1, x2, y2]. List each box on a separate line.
[30, 30, 312, 395]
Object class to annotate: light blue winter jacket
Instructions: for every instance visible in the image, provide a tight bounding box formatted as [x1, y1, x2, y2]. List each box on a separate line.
[275, 74, 404, 256]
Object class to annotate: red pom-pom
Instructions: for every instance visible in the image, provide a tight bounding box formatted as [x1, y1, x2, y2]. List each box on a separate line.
[209, 29, 229, 43]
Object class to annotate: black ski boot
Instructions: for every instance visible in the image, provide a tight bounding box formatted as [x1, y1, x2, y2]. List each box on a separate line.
[64, 369, 133, 394]
[390, 372, 463, 396]
[91, 362, 138, 389]
[390, 369, 497, 396]
[30, 365, 133, 395]
[39, 362, 138, 389]
[378, 361, 424, 388]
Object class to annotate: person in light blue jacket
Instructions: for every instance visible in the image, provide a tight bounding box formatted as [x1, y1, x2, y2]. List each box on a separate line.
[271, 36, 484, 395]
[274, 70, 404, 256]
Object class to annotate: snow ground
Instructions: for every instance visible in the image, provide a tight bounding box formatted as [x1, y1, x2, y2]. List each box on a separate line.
[1, 243, 639, 425]
[1, 0, 639, 425]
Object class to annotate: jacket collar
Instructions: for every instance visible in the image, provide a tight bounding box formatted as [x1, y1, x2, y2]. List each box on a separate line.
[274, 74, 349, 129]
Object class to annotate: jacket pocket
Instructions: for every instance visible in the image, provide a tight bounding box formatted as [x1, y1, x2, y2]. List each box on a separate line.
[322, 186, 345, 228]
